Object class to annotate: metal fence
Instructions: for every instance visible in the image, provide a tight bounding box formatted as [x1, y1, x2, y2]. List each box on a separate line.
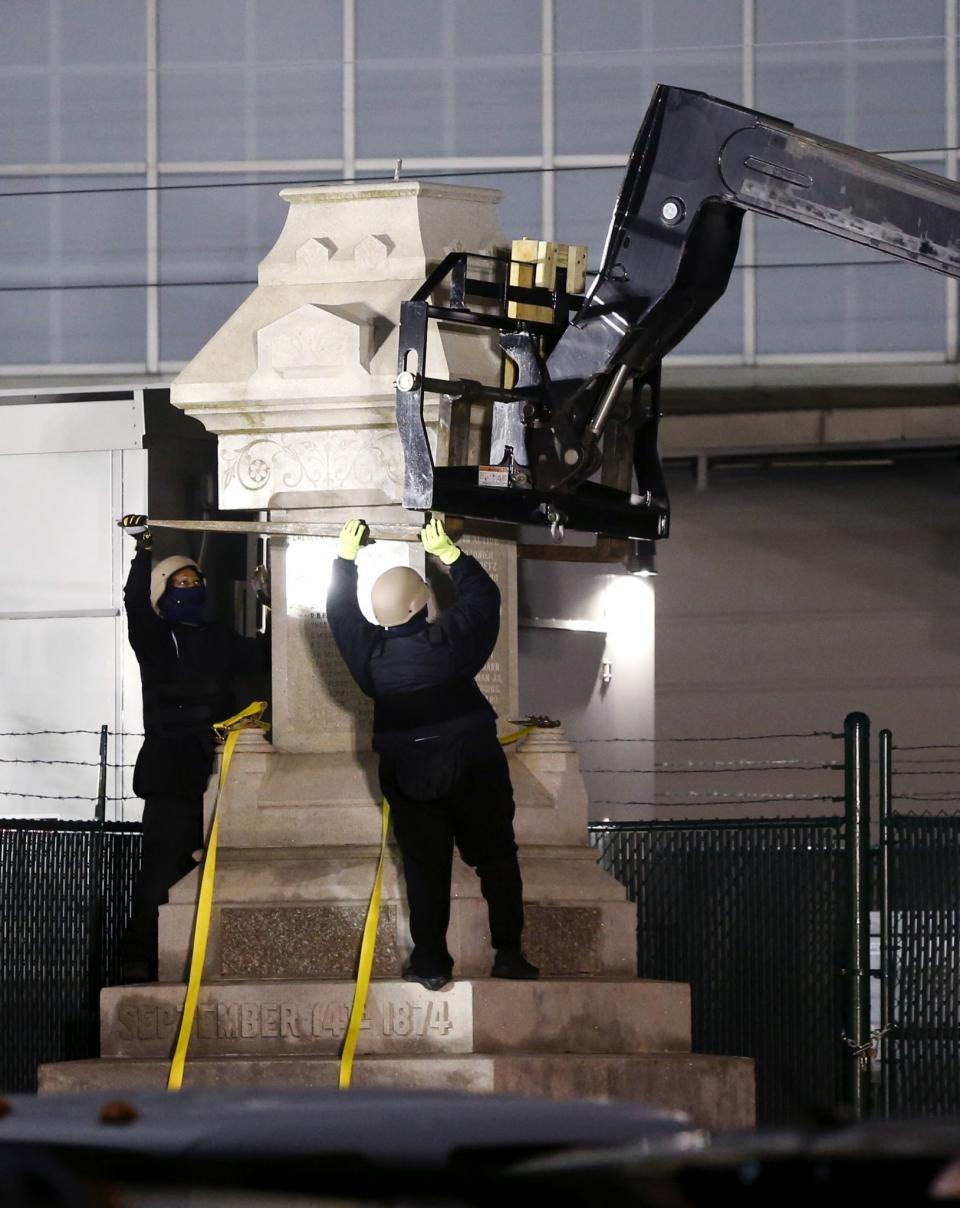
[0, 819, 141, 1093]
[2, 714, 960, 1120]
[592, 818, 848, 1124]
[881, 813, 960, 1118]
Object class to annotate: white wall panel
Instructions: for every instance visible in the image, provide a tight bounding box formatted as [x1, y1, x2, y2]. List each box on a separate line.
[0, 616, 122, 819]
[0, 402, 146, 820]
[0, 450, 115, 613]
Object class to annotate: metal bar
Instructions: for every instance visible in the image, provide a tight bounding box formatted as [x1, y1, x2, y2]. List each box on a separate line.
[145, 0, 159, 375]
[395, 297, 434, 510]
[741, 0, 757, 367]
[88, 724, 109, 1022]
[149, 518, 422, 541]
[342, 0, 356, 181]
[588, 363, 631, 439]
[843, 709, 872, 1118]
[541, 0, 556, 242]
[0, 609, 121, 621]
[946, 0, 958, 361]
[462, 276, 584, 308]
[878, 726, 894, 1119]
[95, 725, 108, 826]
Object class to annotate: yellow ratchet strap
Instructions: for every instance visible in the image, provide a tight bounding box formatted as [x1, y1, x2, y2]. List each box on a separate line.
[338, 797, 390, 1090]
[337, 714, 559, 1089]
[167, 700, 269, 1092]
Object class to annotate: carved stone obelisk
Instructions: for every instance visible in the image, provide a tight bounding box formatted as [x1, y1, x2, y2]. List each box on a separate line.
[40, 182, 753, 1127]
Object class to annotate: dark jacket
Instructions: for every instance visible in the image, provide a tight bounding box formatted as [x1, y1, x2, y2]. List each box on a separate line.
[326, 553, 501, 797]
[124, 547, 268, 797]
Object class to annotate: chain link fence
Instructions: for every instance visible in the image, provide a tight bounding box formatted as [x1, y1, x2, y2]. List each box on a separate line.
[0, 819, 141, 1092]
[592, 818, 847, 1124]
[1, 719, 959, 1121]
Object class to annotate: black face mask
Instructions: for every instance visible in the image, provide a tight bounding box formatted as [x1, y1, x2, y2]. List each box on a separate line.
[159, 584, 207, 624]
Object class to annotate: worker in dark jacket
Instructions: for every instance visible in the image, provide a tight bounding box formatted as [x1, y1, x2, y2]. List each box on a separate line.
[117, 514, 268, 982]
[326, 516, 537, 990]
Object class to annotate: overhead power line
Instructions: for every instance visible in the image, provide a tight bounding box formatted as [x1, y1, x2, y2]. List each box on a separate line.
[0, 254, 924, 296]
[0, 137, 958, 202]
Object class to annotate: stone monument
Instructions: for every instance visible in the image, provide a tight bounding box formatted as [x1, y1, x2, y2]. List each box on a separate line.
[40, 182, 753, 1127]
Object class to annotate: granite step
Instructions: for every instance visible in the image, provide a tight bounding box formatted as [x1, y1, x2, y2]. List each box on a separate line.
[159, 891, 638, 982]
[38, 1052, 755, 1132]
[100, 978, 690, 1061]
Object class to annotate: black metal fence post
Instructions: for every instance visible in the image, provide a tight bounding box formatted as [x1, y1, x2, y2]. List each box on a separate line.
[843, 710, 872, 1118]
[87, 725, 109, 1018]
[878, 727, 893, 1118]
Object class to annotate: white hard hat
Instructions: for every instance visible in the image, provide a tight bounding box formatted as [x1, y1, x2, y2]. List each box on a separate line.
[150, 555, 203, 615]
[371, 566, 430, 628]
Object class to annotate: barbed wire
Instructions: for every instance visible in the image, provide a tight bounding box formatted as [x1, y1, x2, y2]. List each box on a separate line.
[893, 791, 960, 801]
[588, 763, 839, 774]
[0, 758, 135, 768]
[594, 790, 842, 802]
[654, 756, 839, 769]
[3, 728, 835, 744]
[892, 769, 960, 776]
[592, 794, 841, 807]
[573, 731, 837, 743]
[0, 730, 143, 738]
[0, 791, 134, 802]
[894, 743, 960, 751]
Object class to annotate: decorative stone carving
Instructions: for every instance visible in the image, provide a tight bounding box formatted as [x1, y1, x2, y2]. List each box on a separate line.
[296, 237, 337, 268]
[354, 233, 393, 266]
[218, 427, 433, 510]
[255, 303, 373, 381]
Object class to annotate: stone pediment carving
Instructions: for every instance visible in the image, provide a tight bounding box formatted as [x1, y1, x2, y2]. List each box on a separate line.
[296, 237, 337, 269]
[254, 303, 373, 381]
[354, 233, 393, 267]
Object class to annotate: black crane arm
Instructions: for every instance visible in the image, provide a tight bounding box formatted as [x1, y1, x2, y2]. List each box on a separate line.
[396, 85, 960, 540]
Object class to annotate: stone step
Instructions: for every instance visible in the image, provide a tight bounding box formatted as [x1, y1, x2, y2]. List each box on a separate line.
[38, 1052, 755, 1132]
[159, 894, 638, 982]
[174, 846, 628, 904]
[217, 745, 590, 849]
[100, 978, 690, 1060]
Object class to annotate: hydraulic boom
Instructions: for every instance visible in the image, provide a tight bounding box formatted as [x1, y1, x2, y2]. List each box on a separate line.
[395, 84, 960, 540]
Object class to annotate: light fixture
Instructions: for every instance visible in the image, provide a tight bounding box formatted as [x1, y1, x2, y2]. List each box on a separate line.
[625, 538, 657, 577]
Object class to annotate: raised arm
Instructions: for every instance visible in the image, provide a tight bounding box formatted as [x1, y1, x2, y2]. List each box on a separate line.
[326, 522, 380, 697]
[120, 517, 167, 656]
[421, 519, 500, 680]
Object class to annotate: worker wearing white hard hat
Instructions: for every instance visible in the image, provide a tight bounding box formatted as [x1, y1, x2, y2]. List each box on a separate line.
[326, 517, 537, 991]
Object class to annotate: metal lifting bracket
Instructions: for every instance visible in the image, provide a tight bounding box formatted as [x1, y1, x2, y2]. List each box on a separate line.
[394, 250, 670, 542]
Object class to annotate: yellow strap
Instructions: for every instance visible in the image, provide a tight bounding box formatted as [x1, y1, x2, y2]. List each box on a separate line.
[499, 725, 536, 747]
[337, 718, 551, 1089]
[338, 797, 390, 1090]
[167, 702, 269, 1092]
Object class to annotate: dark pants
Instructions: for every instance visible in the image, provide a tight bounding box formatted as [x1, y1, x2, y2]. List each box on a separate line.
[379, 736, 524, 977]
[120, 792, 204, 976]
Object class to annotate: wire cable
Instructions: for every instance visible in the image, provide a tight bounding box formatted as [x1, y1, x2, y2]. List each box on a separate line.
[574, 730, 837, 743]
[592, 794, 841, 807]
[1, 134, 958, 202]
[587, 763, 840, 774]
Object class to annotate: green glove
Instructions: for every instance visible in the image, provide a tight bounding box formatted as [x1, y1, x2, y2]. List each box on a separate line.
[118, 513, 152, 551]
[420, 517, 461, 565]
[338, 518, 368, 561]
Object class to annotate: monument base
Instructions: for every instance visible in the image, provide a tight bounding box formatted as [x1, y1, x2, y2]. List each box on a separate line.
[38, 977, 755, 1130]
[39, 1053, 753, 1132]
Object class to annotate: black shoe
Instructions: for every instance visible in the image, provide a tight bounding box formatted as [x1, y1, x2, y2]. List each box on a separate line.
[402, 965, 453, 992]
[491, 950, 540, 980]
